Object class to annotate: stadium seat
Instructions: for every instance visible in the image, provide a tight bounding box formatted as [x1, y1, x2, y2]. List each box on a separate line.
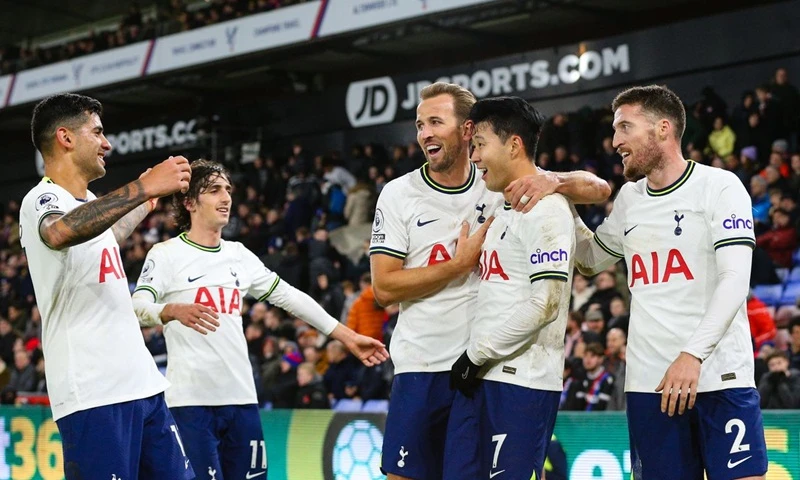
[753, 285, 784, 306]
[788, 267, 800, 283]
[776, 268, 790, 282]
[361, 399, 390, 413]
[794, 248, 800, 266]
[779, 283, 800, 307]
[333, 398, 363, 412]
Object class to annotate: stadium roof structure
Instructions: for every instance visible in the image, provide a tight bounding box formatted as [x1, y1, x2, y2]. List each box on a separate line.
[0, 0, 781, 130]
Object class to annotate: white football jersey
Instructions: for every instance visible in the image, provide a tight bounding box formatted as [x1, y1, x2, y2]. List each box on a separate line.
[594, 162, 756, 393]
[133, 234, 280, 407]
[20, 179, 168, 421]
[471, 195, 574, 391]
[370, 164, 503, 373]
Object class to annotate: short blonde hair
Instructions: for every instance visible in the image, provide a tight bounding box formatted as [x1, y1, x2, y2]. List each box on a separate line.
[419, 82, 476, 123]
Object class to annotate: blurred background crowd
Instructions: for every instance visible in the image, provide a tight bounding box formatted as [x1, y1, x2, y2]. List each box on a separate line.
[0, 62, 796, 412]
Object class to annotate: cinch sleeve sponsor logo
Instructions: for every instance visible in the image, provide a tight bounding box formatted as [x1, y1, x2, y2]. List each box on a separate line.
[530, 248, 569, 264]
[722, 215, 753, 230]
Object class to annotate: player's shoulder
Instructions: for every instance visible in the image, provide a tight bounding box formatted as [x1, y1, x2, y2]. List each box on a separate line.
[691, 161, 744, 187]
[21, 180, 64, 209]
[380, 169, 417, 196]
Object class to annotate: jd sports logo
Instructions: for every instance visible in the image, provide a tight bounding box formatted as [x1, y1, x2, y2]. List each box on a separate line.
[345, 77, 398, 128]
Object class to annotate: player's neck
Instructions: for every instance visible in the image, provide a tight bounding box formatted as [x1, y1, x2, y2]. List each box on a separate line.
[645, 153, 688, 191]
[502, 160, 539, 202]
[185, 225, 222, 248]
[427, 158, 471, 187]
[44, 162, 89, 200]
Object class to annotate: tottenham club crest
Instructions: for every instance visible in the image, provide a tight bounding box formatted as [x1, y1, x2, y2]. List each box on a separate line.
[140, 259, 155, 282]
[35, 193, 58, 211]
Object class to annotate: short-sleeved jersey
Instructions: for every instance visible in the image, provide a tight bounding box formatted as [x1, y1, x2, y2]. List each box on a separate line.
[133, 234, 281, 407]
[369, 164, 502, 373]
[20, 179, 168, 421]
[593, 162, 755, 393]
[471, 195, 574, 391]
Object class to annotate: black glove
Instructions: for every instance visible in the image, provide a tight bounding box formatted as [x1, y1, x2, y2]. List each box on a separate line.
[450, 351, 481, 397]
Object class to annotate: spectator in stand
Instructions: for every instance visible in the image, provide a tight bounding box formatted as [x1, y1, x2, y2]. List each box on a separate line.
[751, 176, 772, 230]
[563, 343, 615, 411]
[571, 273, 595, 311]
[771, 68, 800, 147]
[311, 272, 345, 320]
[0, 318, 18, 367]
[564, 311, 583, 359]
[344, 181, 375, 226]
[294, 362, 329, 409]
[604, 327, 627, 410]
[758, 350, 800, 409]
[323, 340, 362, 402]
[747, 293, 777, 355]
[8, 349, 36, 393]
[788, 317, 800, 371]
[580, 270, 619, 319]
[757, 208, 798, 268]
[788, 153, 800, 196]
[346, 273, 385, 343]
[706, 116, 736, 158]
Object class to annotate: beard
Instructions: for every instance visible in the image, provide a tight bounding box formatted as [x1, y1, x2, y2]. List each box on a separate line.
[428, 140, 465, 173]
[622, 133, 666, 181]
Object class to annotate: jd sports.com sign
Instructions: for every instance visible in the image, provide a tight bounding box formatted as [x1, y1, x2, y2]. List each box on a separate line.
[105, 119, 198, 156]
[345, 43, 630, 128]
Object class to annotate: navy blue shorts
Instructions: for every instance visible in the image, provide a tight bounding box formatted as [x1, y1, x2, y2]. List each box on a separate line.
[627, 388, 768, 480]
[57, 393, 194, 480]
[444, 380, 560, 480]
[170, 404, 266, 480]
[381, 372, 455, 480]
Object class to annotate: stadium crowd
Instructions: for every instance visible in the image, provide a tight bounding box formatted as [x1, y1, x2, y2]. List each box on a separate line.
[0, 65, 797, 412]
[0, 0, 311, 75]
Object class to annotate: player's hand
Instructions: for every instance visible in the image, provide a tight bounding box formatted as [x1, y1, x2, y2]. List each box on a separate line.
[140, 156, 191, 198]
[453, 217, 494, 273]
[505, 171, 559, 213]
[450, 351, 481, 398]
[655, 352, 701, 416]
[139, 168, 159, 212]
[161, 303, 220, 335]
[342, 332, 389, 367]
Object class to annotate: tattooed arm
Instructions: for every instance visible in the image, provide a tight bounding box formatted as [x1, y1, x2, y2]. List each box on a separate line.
[40, 180, 150, 250]
[111, 200, 156, 244]
[40, 155, 190, 250]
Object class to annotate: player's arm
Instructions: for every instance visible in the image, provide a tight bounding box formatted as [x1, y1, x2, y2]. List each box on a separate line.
[467, 278, 564, 364]
[40, 157, 190, 250]
[682, 245, 752, 360]
[371, 219, 493, 305]
[263, 279, 389, 367]
[131, 294, 220, 335]
[658, 177, 755, 416]
[571, 203, 622, 276]
[505, 169, 611, 213]
[131, 245, 220, 334]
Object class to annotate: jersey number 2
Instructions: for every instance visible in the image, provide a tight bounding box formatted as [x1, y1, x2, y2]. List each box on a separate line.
[725, 418, 750, 454]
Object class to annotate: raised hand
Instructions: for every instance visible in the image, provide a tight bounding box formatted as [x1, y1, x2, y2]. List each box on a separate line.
[140, 156, 192, 198]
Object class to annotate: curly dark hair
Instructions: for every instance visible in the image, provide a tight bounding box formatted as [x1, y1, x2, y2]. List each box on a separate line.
[31, 93, 103, 154]
[171, 159, 231, 232]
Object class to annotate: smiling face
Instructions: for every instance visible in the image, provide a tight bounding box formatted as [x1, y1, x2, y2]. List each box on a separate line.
[470, 121, 515, 192]
[73, 112, 112, 181]
[187, 173, 232, 231]
[612, 104, 666, 181]
[416, 93, 469, 173]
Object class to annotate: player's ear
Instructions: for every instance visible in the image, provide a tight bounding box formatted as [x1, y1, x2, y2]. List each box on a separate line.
[509, 135, 522, 158]
[55, 127, 73, 151]
[183, 198, 196, 213]
[658, 119, 670, 141]
[462, 120, 474, 141]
